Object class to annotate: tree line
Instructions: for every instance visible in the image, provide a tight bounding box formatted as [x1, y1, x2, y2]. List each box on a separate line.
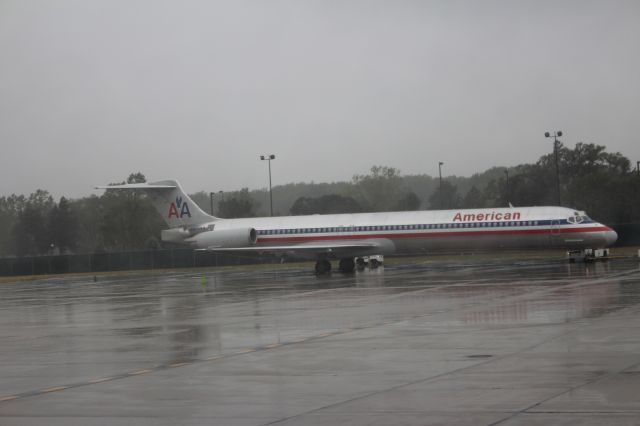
[1, 143, 638, 257]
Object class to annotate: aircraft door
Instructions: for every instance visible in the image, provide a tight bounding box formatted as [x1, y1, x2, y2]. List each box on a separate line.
[549, 219, 561, 246]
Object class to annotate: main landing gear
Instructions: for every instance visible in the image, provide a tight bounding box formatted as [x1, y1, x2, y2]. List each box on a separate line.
[314, 258, 356, 274]
[338, 258, 355, 273]
[315, 259, 332, 275]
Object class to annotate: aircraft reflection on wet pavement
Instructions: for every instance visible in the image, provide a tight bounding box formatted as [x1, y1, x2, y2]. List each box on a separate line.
[2, 258, 640, 425]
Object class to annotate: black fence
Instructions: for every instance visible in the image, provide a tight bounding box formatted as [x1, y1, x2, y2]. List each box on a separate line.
[0, 249, 281, 277]
[1, 224, 638, 277]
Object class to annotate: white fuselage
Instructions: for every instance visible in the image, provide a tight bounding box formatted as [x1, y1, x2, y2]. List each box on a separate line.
[96, 180, 617, 261]
[187, 206, 617, 258]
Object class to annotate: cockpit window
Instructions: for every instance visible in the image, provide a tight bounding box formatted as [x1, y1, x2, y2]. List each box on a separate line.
[568, 212, 590, 224]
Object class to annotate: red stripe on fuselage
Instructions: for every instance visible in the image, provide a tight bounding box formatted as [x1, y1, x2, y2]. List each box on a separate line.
[256, 226, 610, 244]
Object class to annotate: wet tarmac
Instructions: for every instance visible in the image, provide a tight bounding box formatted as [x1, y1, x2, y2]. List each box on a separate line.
[1, 257, 640, 425]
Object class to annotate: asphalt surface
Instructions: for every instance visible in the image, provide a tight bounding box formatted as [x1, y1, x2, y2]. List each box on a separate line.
[1, 256, 640, 425]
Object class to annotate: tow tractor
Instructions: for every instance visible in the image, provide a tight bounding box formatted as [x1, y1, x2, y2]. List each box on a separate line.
[566, 248, 610, 263]
[355, 255, 384, 269]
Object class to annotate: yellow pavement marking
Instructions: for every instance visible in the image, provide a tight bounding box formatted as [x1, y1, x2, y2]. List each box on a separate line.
[169, 362, 188, 368]
[128, 369, 152, 375]
[206, 355, 224, 361]
[264, 343, 281, 349]
[0, 396, 18, 402]
[41, 386, 68, 393]
[317, 332, 332, 338]
[234, 349, 256, 355]
[88, 377, 113, 384]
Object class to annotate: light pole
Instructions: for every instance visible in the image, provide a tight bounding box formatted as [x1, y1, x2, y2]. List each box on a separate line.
[260, 154, 276, 216]
[544, 130, 563, 206]
[504, 169, 510, 205]
[636, 161, 640, 221]
[438, 161, 444, 209]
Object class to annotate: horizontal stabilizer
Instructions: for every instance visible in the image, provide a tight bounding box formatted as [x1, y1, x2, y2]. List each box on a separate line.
[95, 183, 176, 190]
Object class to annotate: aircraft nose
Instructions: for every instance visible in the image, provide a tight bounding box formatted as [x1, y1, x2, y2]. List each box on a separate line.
[603, 226, 618, 246]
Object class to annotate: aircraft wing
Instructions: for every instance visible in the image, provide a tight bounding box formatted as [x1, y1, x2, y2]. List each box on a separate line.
[202, 240, 384, 256]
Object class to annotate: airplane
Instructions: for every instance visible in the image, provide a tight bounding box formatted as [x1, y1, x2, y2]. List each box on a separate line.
[96, 179, 618, 274]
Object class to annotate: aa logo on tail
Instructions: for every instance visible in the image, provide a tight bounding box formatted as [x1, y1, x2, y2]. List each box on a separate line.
[168, 196, 191, 219]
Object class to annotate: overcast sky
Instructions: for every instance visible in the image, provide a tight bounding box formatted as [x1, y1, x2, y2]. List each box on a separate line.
[1, 0, 639, 199]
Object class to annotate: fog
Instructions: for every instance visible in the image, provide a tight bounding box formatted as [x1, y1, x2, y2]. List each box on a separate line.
[1, 0, 639, 198]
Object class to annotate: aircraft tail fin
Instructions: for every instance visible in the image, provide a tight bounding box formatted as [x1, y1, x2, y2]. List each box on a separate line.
[96, 179, 216, 228]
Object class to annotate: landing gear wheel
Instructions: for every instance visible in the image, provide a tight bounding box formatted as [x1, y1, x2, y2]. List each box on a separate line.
[338, 258, 356, 273]
[356, 257, 366, 270]
[315, 259, 332, 275]
[370, 258, 380, 268]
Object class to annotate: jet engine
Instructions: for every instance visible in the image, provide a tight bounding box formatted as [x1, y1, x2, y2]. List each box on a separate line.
[186, 227, 258, 248]
[161, 227, 190, 243]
